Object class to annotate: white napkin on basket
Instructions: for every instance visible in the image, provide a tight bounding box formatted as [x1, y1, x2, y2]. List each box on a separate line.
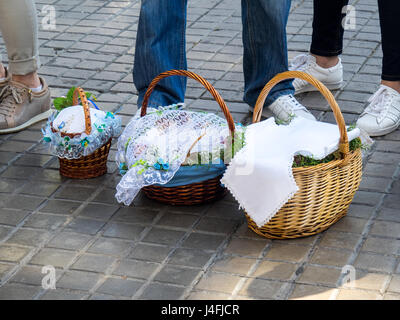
[221, 117, 360, 228]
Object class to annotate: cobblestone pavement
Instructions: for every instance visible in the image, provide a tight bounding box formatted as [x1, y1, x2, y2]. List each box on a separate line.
[0, 0, 399, 300]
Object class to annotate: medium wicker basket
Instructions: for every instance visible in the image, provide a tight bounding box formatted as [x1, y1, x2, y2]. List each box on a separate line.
[52, 87, 112, 179]
[140, 70, 236, 206]
[245, 71, 363, 239]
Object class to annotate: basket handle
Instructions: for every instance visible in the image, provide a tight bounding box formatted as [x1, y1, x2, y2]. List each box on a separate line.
[252, 71, 350, 163]
[140, 70, 235, 137]
[72, 87, 91, 135]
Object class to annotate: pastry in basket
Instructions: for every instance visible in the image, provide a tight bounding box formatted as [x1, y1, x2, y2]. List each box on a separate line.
[42, 87, 121, 178]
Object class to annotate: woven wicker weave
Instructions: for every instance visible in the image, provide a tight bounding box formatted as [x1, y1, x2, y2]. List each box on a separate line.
[245, 71, 363, 239]
[140, 70, 235, 205]
[53, 87, 112, 179]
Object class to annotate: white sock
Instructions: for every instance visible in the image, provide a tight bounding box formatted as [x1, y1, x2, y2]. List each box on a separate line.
[0, 77, 6, 81]
[30, 84, 43, 92]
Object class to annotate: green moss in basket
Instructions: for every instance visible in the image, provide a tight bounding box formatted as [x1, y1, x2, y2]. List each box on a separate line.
[292, 124, 368, 168]
[53, 86, 96, 111]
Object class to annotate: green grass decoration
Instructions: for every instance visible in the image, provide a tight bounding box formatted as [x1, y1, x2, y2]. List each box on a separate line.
[53, 86, 96, 111]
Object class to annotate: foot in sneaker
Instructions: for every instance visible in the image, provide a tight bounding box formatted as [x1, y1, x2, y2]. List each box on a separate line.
[0, 77, 51, 134]
[356, 85, 400, 137]
[268, 94, 316, 123]
[289, 53, 343, 95]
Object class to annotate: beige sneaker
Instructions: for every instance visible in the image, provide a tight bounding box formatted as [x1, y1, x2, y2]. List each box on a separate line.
[0, 67, 10, 89]
[0, 77, 51, 134]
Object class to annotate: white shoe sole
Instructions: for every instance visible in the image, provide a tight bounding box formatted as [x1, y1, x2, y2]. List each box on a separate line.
[359, 122, 400, 137]
[0, 109, 52, 134]
[294, 81, 343, 95]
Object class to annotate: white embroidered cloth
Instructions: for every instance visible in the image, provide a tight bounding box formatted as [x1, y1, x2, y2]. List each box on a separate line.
[221, 117, 361, 228]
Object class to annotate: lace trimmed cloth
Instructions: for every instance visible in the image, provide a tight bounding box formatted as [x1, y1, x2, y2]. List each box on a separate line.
[115, 104, 245, 205]
[221, 117, 362, 228]
[42, 105, 122, 159]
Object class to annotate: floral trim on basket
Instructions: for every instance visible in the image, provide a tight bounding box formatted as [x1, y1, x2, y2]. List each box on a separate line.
[42, 88, 121, 159]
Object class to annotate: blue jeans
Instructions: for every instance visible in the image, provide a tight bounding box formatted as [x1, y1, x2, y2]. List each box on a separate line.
[133, 0, 294, 109]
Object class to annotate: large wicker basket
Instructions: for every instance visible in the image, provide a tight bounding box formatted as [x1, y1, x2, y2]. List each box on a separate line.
[140, 70, 236, 206]
[245, 71, 363, 239]
[52, 87, 112, 179]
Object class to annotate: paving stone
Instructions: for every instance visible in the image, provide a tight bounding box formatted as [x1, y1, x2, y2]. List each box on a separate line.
[384, 293, 400, 300]
[2, 195, 44, 211]
[265, 244, 310, 263]
[329, 217, 368, 234]
[289, 284, 336, 300]
[182, 232, 225, 251]
[142, 228, 186, 246]
[0, 179, 25, 193]
[40, 288, 86, 300]
[23, 213, 67, 230]
[18, 182, 60, 197]
[56, 270, 101, 291]
[238, 278, 283, 299]
[0, 283, 40, 300]
[0, 263, 14, 279]
[336, 289, 382, 300]
[71, 254, 115, 273]
[97, 277, 144, 297]
[252, 260, 298, 281]
[196, 272, 241, 294]
[78, 203, 119, 220]
[66, 218, 106, 235]
[376, 207, 400, 223]
[168, 248, 213, 268]
[11, 265, 49, 286]
[0, 226, 12, 241]
[310, 247, 352, 267]
[361, 237, 400, 255]
[54, 186, 96, 201]
[341, 271, 390, 292]
[47, 232, 92, 251]
[156, 213, 198, 229]
[354, 253, 397, 273]
[103, 222, 145, 240]
[211, 255, 255, 276]
[224, 238, 268, 257]
[88, 237, 132, 256]
[154, 265, 201, 286]
[387, 275, 400, 294]
[140, 282, 185, 300]
[29, 248, 76, 268]
[187, 290, 232, 300]
[113, 207, 159, 224]
[6, 228, 49, 247]
[370, 221, 400, 238]
[346, 204, 375, 219]
[194, 217, 239, 234]
[39, 200, 81, 215]
[0, 245, 31, 263]
[319, 231, 362, 250]
[297, 265, 341, 287]
[113, 259, 159, 280]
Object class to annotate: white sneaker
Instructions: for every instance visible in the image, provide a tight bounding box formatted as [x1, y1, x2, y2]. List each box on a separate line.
[289, 53, 344, 95]
[268, 94, 316, 123]
[356, 85, 400, 136]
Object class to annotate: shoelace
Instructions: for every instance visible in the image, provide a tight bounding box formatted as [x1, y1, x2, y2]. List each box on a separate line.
[0, 84, 31, 117]
[283, 95, 308, 112]
[364, 86, 391, 118]
[290, 53, 311, 71]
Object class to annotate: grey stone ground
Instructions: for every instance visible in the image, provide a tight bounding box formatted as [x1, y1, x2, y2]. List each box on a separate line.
[0, 0, 399, 300]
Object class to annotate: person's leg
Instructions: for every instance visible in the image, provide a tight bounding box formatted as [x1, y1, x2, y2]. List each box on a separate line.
[0, 0, 50, 134]
[310, 0, 349, 66]
[379, 0, 400, 93]
[241, 0, 293, 108]
[356, 0, 400, 136]
[0, 0, 41, 88]
[290, 0, 348, 94]
[133, 0, 187, 109]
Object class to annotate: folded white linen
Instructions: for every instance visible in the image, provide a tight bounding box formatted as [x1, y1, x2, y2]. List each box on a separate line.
[221, 117, 360, 228]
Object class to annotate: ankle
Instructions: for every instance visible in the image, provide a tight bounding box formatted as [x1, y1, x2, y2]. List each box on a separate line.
[312, 54, 339, 69]
[12, 72, 41, 88]
[0, 64, 6, 78]
[381, 80, 400, 94]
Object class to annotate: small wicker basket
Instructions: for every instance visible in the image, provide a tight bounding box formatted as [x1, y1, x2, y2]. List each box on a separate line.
[140, 70, 236, 206]
[245, 71, 363, 239]
[52, 87, 112, 179]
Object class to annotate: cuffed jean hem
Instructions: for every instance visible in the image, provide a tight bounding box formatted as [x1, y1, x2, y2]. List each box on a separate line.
[310, 47, 343, 57]
[381, 74, 400, 82]
[8, 55, 40, 75]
